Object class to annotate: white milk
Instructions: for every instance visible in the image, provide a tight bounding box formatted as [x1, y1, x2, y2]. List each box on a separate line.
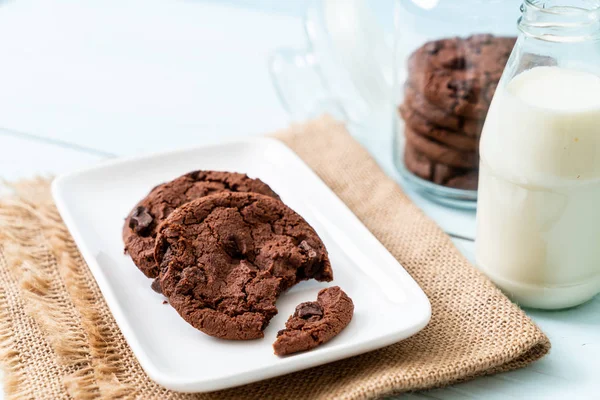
[476, 66, 600, 309]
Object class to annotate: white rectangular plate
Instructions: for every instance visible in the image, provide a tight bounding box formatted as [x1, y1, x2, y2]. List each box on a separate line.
[51, 137, 431, 393]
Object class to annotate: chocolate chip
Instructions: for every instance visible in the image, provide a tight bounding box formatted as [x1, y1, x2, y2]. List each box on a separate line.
[223, 233, 248, 258]
[186, 170, 204, 180]
[294, 301, 323, 320]
[151, 278, 162, 294]
[299, 240, 317, 260]
[277, 329, 286, 337]
[129, 206, 153, 234]
[162, 300, 168, 305]
[443, 55, 468, 70]
[178, 267, 207, 294]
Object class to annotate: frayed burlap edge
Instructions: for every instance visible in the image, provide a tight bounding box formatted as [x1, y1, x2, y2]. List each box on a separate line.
[0, 180, 139, 399]
[0, 286, 29, 399]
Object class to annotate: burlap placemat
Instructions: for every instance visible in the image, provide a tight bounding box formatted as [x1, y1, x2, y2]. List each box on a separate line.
[0, 116, 549, 399]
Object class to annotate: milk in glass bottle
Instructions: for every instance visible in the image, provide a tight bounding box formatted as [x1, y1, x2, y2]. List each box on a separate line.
[476, 0, 600, 309]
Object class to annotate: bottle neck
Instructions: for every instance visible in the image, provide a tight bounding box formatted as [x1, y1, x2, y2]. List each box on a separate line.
[519, 0, 600, 42]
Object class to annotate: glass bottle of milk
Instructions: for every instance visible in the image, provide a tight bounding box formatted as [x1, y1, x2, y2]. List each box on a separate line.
[476, 0, 600, 309]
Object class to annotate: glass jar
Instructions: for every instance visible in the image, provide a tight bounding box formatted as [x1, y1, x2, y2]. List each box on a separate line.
[269, 1, 525, 208]
[269, 0, 396, 141]
[476, 0, 600, 309]
[393, 0, 521, 208]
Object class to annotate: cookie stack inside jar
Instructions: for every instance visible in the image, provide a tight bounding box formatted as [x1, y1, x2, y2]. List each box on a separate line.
[399, 34, 516, 191]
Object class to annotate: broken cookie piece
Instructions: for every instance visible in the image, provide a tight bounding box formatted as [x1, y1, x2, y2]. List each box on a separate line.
[273, 286, 353, 356]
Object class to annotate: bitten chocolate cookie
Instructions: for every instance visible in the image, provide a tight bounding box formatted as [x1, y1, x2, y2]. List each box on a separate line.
[403, 85, 482, 138]
[407, 35, 515, 118]
[404, 127, 478, 169]
[273, 286, 353, 356]
[155, 192, 334, 340]
[123, 171, 279, 279]
[403, 145, 478, 190]
[399, 104, 480, 152]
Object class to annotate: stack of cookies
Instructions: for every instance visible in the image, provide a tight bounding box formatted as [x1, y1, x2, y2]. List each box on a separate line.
[122, 170, 353, 355]
[400, 34, 516, 190]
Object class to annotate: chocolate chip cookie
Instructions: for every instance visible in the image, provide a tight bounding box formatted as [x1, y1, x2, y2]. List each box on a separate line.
[399, 104, 480, 152]
[403, 85, 482, 137]
[123, 171, 279, 279]
[404, 145, 478, 190]
[407, 35, 515, 118]
[273, 286, 353, 356]
[155, 192, 334, 340]
[446, 171, 479, 190]
[404, 127, 478, 169]
[403, 143, 435, 181]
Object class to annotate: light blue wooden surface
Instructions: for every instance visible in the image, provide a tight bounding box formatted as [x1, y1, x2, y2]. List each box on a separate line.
[0, 1, 597, 399]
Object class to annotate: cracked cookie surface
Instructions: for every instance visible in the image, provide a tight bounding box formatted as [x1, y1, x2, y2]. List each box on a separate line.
[123, 170, 279, 278]
[155, 192, 333, 340]
[273, 286, 353, 356]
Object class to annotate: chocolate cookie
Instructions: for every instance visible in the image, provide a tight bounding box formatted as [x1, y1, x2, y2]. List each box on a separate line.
[399, 104, 480, 152]
[403, 142, 434, 181]
[273, 286, 353, 356]
[404, 127, 478, 169]
[403, 85, 482, 137]
[403, 145, 478, 190]
[407, 35, 515, 118]
[123, 171, 279, 279]
[155, 192, 334, 340]
[446, 171, 479, 190]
